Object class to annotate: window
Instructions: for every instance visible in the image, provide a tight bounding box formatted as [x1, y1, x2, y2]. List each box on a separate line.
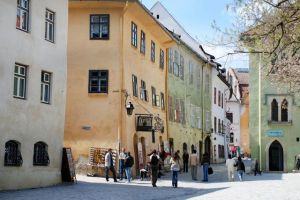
[160, 49, 165, 69]
[160, 92, 165, 110]
[131, 22, 137, 47]
[205, 111, 211, 131]
[218, 91, 221, 107]
[205, 74, 210, 93]
[4, 140, 22, 166]
[140, 80, 148, 101]
[168, 49, 173, 74]
[151, 41, 156, 62]
[179, 55, 184, 80]
[132, 75, 138, 97]
[221, 120, 224, 133]
[33, 142, 49, 166]
[271, 99, 279, 121]
[189, 61, 193, 85]
[41, 71, 51, 104]
[88, 70, 109, 93]
[230, 133, 234, 143]
[173, 51, 179, 76]
[281, 99, 288, 122]
[221, 93, 224, 108]
[45, 9, 55, 42]
[16, 0, 29, 32]
[218, 119, 221, 133]
[226, 112, 233, 123]
[181, 100, 186, 124]
[90, 14, 109, 39]
[151, 87, 156, 106]
[13, 63, 27, 99]
[214, 87, 216, 104]
[140, 31, 146, 54]
[168, 96, 174, 121]
[214, 117, 217, 133]
[197, 67, 201, 90]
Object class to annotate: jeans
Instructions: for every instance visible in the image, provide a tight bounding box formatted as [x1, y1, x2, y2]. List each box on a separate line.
[191, 165, 197, 180]
[151, 167, 158, 187]
[202, 163, 209, 182]
[125, 167, 132, 182]
[119, 160, 125, 179]
[172, 171, 178, 187]
[238, 170, 244, 181]
[105, 166, 117, 181]
[183, 162, 189, 172]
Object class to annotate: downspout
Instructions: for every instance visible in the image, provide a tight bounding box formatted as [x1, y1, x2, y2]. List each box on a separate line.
[258, 53, 262, 171]
[201, 62, 204, 154]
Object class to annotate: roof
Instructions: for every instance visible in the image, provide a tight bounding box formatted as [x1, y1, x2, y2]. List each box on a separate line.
[234, 69, 249, 85]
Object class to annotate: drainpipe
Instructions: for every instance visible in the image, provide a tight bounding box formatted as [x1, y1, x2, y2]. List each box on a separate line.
[201, 62, 204, 155]
[258, 53, 262, 171]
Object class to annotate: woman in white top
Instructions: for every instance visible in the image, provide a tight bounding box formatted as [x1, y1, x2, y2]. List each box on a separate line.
[170, 152, 180, 188]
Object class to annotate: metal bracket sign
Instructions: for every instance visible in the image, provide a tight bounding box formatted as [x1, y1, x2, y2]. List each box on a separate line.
[266, 130, 284, 137]
[136, 114, 153, 132]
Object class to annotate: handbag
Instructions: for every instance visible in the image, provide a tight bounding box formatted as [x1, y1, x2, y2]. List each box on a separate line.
[208, 166, 213, 175]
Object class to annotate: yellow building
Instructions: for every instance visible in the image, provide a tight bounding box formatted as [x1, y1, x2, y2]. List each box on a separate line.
[65, 0, 175, 175]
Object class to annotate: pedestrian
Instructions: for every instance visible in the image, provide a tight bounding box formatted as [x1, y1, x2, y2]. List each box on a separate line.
[119, 148, 126, 180]
[234, 156, 245, 181]
[170, 152, 180, 188]
[190, 149, 198, 180]
[149, 150, 160, 187]
[201, 152, 210, 182]
[105, 148, 117, 182]
[296, 158, 300, 170]
[226, 154, 235, 181]
[124, 152, 134, 183]
[182, 150, 189, 173]
[254, 159, 261, 176]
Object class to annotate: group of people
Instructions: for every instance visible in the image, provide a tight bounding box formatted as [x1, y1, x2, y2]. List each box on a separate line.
[226, 155, 248, 181]
[104, 148, 134, 183]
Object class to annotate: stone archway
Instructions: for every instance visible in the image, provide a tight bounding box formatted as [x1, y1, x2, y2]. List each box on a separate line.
[269, 140, 284, 171]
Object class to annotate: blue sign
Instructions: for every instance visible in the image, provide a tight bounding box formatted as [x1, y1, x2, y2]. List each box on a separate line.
[266, 130, 284, 137]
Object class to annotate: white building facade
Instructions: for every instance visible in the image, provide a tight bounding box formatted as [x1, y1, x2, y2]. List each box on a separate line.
[0, 0, 68, 190]
[211, 67, 230, 163]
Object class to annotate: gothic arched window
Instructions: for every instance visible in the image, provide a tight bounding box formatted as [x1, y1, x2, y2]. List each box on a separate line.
[271, 99, 279, 121]
[281, 99, 288, 122]
[4, 140, 22, 166]
[33, 142, 49, 166]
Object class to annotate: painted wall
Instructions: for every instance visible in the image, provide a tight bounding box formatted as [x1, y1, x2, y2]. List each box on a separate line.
[64, 1, 173, 174]
[249, 54, 300, 172]
[0, 0, 68, 190]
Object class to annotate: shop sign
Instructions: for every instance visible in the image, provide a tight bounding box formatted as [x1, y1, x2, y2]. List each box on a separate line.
[266, 130, 283, 137]
[136, 115, 153, 132]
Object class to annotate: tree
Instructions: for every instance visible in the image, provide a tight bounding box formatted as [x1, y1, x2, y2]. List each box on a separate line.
[216, 0, 300, 92]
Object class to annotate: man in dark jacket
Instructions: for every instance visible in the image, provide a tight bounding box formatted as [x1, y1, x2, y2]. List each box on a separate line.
[201, 153, 210, 182]
[149, 150, 159, 187]
[124, 152, 134, 183]
[234, 156, 245, 181]
[182, 150, 189, 173]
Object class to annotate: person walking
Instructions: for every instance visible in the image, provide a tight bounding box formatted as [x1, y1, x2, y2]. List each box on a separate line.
[296, 158, 300, 170]
[190, 150, 198, 180]
[234, 156, 245, 181]
[119, 148, 126, 180]
[105, 149, 117, 182]
[149, 150, 160, 187]
[201, 152, 210, 182]
[254, 159, 261, 176]
[226, 154, 235, 181]
[170, 152, 180, 188]
[182, 150, 189, 173]
[124, 152, 134, 183]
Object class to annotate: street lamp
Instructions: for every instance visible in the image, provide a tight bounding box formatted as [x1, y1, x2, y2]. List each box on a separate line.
[126, 102, 134, 116]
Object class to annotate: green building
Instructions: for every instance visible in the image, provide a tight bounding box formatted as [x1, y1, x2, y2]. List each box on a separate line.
[249, 54, 300, 172]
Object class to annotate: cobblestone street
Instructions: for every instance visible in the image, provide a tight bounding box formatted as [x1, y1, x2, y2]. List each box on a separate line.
[1, 164, 300, 200]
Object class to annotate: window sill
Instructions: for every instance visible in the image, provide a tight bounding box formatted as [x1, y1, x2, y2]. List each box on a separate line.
[88, 93, 108, 97]
[268, 120, 293, 125]
[13, 96, 26, 100]
[16, 27, 29, 33]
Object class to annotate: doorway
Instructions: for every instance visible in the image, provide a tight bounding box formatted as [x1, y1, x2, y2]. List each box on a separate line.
[204, 137, 211, 159]
[269, 140, 284, 171]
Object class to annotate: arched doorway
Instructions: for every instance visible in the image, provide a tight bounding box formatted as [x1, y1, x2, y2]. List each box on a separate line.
[191, 144, 195, 152]
[183, 143, 187, 152]
[204, 137, 211, 159]
[269, 140, 284, 171]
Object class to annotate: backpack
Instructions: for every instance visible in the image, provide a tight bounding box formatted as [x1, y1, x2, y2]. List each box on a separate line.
[151, 155, 159, 166]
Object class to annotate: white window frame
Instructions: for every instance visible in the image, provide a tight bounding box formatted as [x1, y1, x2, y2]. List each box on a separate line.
[45, 9, 55, 43]
[41, 71, 51, 104]
[13, 64, 27, 99]
[16, 0, 29, 32]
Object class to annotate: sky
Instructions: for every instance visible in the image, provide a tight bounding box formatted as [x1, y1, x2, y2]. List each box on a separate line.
[141, 0, 249, 69]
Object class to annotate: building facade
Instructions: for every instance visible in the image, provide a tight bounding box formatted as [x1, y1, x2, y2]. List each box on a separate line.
[0, 0, 68, 190]
[151, 1, 213, 160]
[249, 54, 300, 172]
[64, 0, 174, 175]
[211, 67, 230, 163]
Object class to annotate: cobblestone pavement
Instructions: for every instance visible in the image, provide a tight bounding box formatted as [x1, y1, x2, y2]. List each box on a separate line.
[1, 164, 300, 200]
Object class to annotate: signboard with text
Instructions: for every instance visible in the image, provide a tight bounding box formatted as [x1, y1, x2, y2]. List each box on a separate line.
[266, 130, 284, 137]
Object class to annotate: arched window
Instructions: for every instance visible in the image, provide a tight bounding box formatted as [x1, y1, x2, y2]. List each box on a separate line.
[271, 99, 279, 121]
[281, 99, 288, 122]
[230, 133, 234, 143]
[191, 144, 195, 152]
[4, 140, 22, 166]
[33, 142, 49, 166]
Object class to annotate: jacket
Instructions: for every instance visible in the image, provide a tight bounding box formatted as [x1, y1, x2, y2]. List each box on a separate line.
[105, 152, 114, 167]
[190, 153, 198, 166]
[182, 152, 189, 162]
[201, 154, 210, 165]
[170, 157, 180, 171]
[234, 160, 245, 171]
[124, 155, 134, 168]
